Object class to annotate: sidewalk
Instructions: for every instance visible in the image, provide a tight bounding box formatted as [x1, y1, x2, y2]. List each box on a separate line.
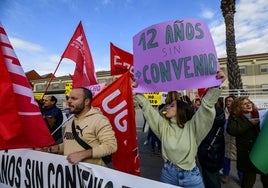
[137, 131, 262, 188]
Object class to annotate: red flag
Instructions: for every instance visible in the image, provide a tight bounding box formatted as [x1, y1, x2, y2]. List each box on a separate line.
[92, 72, 140, 175]
[61, 21, 97, 87]
[0, 23, 55, 150]
[198, 88, 208, 98]
[110, 42, 134, 76]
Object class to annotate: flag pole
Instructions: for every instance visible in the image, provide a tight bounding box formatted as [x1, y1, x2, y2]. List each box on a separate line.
[51, 114, 74, 136]
[41, 59, 63, 100]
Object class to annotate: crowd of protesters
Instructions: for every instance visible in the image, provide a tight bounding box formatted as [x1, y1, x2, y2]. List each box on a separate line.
[34, 71, 268, 188]
[139, 74, 268, 188]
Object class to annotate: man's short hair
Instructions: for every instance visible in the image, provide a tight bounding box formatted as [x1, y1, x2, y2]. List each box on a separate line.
[50, 95, 58, 104]
[77, 87, 93, 100]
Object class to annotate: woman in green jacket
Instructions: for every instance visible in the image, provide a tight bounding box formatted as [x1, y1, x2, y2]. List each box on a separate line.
[133, 70, 226, 188]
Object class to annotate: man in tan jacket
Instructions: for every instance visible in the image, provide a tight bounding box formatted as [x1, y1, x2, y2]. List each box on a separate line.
[51, 87, 117, 167]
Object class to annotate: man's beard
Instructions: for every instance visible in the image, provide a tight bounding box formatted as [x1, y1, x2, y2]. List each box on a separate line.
[71, 103, 85, 115]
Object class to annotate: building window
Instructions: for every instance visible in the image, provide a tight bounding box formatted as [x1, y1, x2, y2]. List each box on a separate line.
[239, 66, 246, 75]
[260, 64, 268, 74]
[97, 79, 106, 83]
[52, 83, 60, 89]
[36, 84, 44, 91]
[262, 84, 268, 91]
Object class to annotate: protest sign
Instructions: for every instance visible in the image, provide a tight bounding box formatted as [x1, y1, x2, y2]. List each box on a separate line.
[0, 149, 179, 188]
[133, 18, 221, 93]
[65, 82, 106, 97]
[144, 92, 162, 106]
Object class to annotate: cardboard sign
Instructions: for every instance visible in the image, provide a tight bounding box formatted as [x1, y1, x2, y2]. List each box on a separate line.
[133, 18, 221, 93]
[144, 92, 162, 106]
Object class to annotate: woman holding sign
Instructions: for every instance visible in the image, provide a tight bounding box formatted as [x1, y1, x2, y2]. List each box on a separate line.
[133, 70, 226, 187]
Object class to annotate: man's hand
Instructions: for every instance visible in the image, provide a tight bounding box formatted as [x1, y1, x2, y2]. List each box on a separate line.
[50, 144, 59, 154]
[34, 147, 49, 152]
[34, 144, 59, 154]
[66, 150, 92, 164]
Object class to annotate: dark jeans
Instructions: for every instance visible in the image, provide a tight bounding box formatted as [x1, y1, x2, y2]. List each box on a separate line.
[202, 169, 221, 188]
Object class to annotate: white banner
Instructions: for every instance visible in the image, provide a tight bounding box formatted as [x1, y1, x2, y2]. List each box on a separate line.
[0, 149, 179, 188]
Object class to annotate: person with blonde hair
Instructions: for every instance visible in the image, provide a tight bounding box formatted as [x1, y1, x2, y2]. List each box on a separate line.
[227, 96, 268, 188]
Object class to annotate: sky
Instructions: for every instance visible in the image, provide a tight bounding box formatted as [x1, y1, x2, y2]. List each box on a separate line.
[0, 0, 267, 76]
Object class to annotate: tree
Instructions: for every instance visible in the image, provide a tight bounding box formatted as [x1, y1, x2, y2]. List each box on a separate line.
[221, 0, 243, 92]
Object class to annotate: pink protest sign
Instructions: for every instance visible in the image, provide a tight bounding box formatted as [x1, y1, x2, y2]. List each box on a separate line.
[133, 18, 221, 93]
[86, 83, 106, 97]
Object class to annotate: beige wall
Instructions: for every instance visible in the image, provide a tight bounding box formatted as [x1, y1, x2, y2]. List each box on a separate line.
[219, 53, 268, 90]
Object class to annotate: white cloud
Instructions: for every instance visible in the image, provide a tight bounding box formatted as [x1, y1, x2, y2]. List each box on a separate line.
[210, 0, 268, 57]
[9, 37, 43, 52]
[6, 34, 76, 76]
[234, 0, 268, 55]
[201, 9, 215, 19]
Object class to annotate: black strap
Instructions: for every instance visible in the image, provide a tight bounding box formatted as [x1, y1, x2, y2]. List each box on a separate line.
[71, 120, 112, 164]
[208, 127, 222, 151]
[72, 120, 91, 150]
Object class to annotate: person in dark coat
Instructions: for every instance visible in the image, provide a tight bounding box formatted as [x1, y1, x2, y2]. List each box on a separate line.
[227, 96, 268, 188]
[42, 95, 63, 144]
[198, 98, 225, 188]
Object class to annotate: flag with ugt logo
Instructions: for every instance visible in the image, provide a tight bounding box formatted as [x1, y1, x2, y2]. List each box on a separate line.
[61, 21, 98, 87]
[92, 72, 140, 176]
[0, 23, 55, 150]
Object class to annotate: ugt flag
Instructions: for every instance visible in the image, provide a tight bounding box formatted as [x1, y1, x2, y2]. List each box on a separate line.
[0, 23, 55, 150]
[61, 21, 97, 87]
[92, 72, 140, 175]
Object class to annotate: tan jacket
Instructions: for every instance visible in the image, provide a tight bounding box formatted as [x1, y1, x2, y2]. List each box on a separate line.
[61, 107, 117, 166]
[224, 107, 237, 160]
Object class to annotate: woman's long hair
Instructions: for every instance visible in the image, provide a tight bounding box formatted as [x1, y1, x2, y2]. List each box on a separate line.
[224, 95, 236, 107]
[230, 96, 258, 116]
[175, 100, 194, 128]
[165, 91, 181, 104]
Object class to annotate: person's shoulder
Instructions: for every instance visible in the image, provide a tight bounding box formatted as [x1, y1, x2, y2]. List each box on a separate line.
[86, 108, 111, 125]
[90, 106, 102, 113]
[54, 106, 63, 113]
[215, 107, 224, 115]
[88, 107, 107, 118]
